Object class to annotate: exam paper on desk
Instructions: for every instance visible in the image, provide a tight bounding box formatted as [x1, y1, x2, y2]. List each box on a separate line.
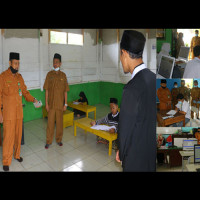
[91, 125, 116, 131]
[73, 102, 80, 105]
[166, 110, 177, 115]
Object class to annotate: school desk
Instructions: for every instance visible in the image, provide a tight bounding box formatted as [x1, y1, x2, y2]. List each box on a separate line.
[74, 117, 117, 156]
[157, 110, 185, 127]
[68, 102, 96, 120]
[157, 147, 183, 167]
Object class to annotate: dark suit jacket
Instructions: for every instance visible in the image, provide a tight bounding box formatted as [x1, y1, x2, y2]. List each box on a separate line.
[118, 68, 156, 172]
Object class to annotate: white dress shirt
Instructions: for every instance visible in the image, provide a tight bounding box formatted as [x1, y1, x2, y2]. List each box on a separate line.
[175, 100, 191, 119]
[183, 57, 200, 78]
[131, 63, 147, 79]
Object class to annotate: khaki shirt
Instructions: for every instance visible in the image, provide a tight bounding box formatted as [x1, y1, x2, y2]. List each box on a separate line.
[191, 87, 200, 101]
[171, 88, 179, 102]
[157, 87, 172, 110]
[0, 68, 35, 120]
[43, 70, 69, 111]
[179, 86, 190, 101]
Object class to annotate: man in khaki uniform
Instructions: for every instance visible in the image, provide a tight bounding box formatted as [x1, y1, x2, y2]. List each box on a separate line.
[0, 52, 38, 171]
[191, 80, 200, 119]
[190, 30, 200, 59]
[157, 79, 172, 110]
[43, 53, 70, 149]
[171, 82, 179, 109]
[179, 80, 190, 102]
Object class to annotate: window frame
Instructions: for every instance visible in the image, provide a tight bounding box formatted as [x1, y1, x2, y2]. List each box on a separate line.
[48, 29, 84, 46]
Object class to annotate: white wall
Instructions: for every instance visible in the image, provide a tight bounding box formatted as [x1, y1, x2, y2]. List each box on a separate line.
[0, 29, 157, 89]
[100, 29, 157, 84]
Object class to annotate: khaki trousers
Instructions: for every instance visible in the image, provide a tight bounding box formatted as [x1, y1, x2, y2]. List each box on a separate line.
[46, 109, 63, 144]
[2, 119, 23, 166]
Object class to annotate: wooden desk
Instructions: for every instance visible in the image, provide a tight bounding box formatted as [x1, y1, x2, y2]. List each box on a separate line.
[157, 110, 185, 127]
[157, 147, 183, 167]
[74, 117, 117, 156]
[186, 163, 200, 172]
[68, 102, 96, 120]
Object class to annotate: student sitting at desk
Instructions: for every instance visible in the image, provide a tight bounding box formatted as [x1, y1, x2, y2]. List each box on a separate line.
[172, 93, 191, 127]
[183, 45, 200, 78]
[90, 98, 119, 149]
[73, 91, 88, 118]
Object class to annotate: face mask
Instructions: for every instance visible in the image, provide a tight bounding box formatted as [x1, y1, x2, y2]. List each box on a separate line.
[178, 101, 182, 105]
[195, 34, 198, 37]
[161, 86, 166, 89]
[174, 85, 177, 88]
[194, 85, 198, 87]
[10, 66, 18, 74]
[53, 67, 60, 71]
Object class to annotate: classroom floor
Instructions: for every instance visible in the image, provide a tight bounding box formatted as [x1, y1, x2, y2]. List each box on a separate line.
[0, 104, 122, 172]
[156, 157, 191, 172]
[156, 163, 182, 172]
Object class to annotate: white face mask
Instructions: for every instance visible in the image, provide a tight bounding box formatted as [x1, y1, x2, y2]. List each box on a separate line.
[53, 67, 60, 71]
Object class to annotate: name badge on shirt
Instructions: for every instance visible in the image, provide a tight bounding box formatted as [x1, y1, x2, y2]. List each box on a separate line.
[19, 89, 22, 96]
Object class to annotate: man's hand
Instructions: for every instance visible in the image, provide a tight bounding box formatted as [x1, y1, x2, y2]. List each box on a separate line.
[90, 121, 96, 126]
[46, 104, 49, 112]
[109, 128, 115, 133]
[116, 150, 121, 163]
[63, 105, 67, 111]
[33, 98, 38, 104]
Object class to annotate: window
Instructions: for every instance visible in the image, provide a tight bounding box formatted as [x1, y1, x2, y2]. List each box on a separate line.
[49, 29, 83, 46]
[68, 33, 83, 45]
[50, 30, 67, 44]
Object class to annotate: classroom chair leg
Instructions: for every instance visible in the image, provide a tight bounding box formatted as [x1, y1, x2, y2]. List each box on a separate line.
[108, 141, 112, 156]
[74, 124, 77, 136]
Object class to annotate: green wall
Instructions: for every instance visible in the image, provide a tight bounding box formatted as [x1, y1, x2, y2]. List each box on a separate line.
[22, 81, 124, 122]
[99, 82, 124, 107]
[157, 29, 173, 54]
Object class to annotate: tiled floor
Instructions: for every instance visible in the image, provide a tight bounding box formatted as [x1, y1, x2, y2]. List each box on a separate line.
[156, 164, 182, 172]
[0, 104, 122, 172]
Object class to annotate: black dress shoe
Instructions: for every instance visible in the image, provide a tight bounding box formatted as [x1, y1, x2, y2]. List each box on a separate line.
[57, 142, 63, 146]
[15, 157, 23, 162]
[3, 166, 9, 172]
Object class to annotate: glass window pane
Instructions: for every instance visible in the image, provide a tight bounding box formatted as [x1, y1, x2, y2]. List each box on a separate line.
[50, 31, 67, 44]
[68, 33, 83, 46]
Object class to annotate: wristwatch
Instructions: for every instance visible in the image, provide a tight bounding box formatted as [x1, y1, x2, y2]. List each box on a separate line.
[65, 104, 68, 107]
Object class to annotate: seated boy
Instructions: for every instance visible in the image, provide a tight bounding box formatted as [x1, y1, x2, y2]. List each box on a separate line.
[172, 93, 190, 127]
[90, 98, 119, 149]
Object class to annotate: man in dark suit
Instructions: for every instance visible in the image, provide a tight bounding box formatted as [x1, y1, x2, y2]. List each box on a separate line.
[116, 30, 156, 172]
